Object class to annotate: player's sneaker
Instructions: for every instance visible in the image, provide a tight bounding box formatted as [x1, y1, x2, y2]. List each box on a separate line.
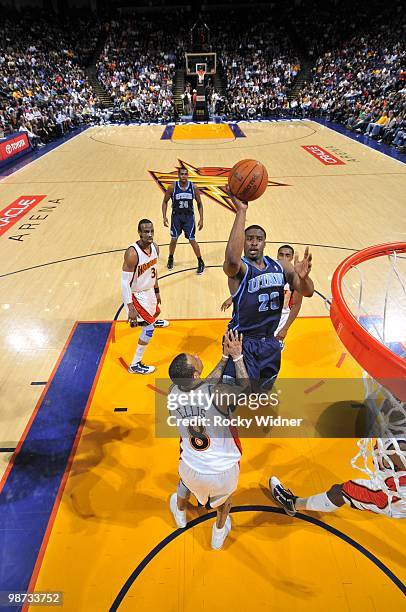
[170, 493, 187, 528]
[197, 258, 205, 275]
[211, 516, 231, 550]
[128, 362, 156, 375]
[154, 319, 169, 328]
[167, 255, 174, 270]
[134, 319, 169, 328]
[269, 476, 297, 516]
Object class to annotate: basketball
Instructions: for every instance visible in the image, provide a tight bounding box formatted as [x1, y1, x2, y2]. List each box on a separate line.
[228, 159, 268, 202]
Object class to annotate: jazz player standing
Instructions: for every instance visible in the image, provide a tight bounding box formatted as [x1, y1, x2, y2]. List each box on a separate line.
[162, 167, 205, 274]
[121, 218, 168, 374]
[223, 196, 314, 389]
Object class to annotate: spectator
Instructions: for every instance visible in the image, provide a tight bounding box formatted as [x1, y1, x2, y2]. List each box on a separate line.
[0, 11, 103, 142]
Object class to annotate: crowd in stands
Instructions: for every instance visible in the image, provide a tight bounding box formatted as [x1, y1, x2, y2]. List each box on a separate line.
[0, 5, 404, 154]
[209, 15, 300, 120]
[292, 20, 405, 150]
[96, 16, 187, 123]
[0, 13, 104, 145]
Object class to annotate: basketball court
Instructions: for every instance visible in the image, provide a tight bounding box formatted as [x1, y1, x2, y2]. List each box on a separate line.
[0, 119, 405, 610]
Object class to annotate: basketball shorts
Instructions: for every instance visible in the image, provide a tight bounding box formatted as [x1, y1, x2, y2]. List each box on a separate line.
[223, 335, 282, 390]
[125, 288, 160, 324]
[179, 461, 239, 508]
[342, 479, 406, 518]
[170, 213, 195, 241]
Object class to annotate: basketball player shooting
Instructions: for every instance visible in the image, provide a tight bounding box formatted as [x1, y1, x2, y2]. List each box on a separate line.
[162, 167, 205, 274]
[168, 330, 248, 549]
[270, 438, 406, 519]
[222, 195, 314, 390]
[221, 243, 303, 348]
[121, 219, 168, 375]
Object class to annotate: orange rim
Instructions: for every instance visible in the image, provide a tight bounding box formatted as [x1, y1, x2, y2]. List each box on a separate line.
[330, 242, 406, 401]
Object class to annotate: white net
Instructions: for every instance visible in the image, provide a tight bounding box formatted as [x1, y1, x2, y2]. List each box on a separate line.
[351, 437, 406, 509]
[351, 375, 406, 507]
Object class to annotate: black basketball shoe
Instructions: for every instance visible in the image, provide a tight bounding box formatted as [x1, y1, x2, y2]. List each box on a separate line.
[197, 258, 205, 275]
[269, 476, 297, 516]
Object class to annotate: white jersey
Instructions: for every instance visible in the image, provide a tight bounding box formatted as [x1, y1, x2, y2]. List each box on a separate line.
[169, 381, 241, 474]
[282, 282, 292, 314]
[129, 242, 158, 293]
[275, 282, 292, 335]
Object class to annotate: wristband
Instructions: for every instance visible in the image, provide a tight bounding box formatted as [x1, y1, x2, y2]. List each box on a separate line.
[221, 354, 228, 360]
[154, 287, 160, 294]
[232, 355, 244, 362]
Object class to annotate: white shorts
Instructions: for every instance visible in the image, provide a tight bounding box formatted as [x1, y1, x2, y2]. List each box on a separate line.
[275, 309, 289, 336]
[179, 461, 239, 508]
[342, 478, 406, 518]
[125, 288, 159, 324]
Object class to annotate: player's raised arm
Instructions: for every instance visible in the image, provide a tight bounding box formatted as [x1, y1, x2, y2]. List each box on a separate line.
[213, 330, 249, 414]
[162, 183, 174, 227]
[223, 195, 248, 278]
[195, 187, 204, 230]
[281, 247, 314, 297]
[121, 247, 138, 323]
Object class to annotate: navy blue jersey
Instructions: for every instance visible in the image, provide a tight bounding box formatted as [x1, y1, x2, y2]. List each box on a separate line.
[172, 180, 195, 215]
[229, 256, 286, 337]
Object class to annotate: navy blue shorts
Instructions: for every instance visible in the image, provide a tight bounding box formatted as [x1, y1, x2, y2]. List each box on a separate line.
[223, 335, 281, 390]
[170, 213, 195, 241]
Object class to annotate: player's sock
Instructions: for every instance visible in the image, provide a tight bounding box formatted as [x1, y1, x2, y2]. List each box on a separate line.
[211, 516, 231, 550]
[296, 492, 340, 512]
[170, 493, 187, 528]
[131, 343, 146, 366]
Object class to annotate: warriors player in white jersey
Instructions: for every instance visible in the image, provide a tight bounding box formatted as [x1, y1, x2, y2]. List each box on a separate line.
[168, 330, 248, 549]
[274, 245, 303, 344]
[270, 438, 406, 519]
[121, 219, 168, 375]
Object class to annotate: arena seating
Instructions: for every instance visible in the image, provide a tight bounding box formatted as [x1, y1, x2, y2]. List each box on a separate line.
[1, 4, 404, 152]
[0, 12, 103, 145]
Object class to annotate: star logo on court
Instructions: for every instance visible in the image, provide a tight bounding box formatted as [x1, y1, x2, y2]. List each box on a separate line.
[149, 160, 288, 212]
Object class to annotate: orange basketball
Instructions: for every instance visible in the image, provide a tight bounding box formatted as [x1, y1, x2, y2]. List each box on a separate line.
[228, 159, 268, 202]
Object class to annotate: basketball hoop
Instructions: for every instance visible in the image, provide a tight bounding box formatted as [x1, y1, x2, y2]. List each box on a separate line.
[330, 242, 406, 401]
[197, 69, 205, 85]
[330, 242, 406, 510]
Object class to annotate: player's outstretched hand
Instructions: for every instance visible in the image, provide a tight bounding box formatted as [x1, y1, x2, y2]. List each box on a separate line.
[221, 296, 233, 311]
[225, 187, 248, 211]
[294, 246, 312, 279]
[224, 329, 243, 359]
[163, 217, 169, 227]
